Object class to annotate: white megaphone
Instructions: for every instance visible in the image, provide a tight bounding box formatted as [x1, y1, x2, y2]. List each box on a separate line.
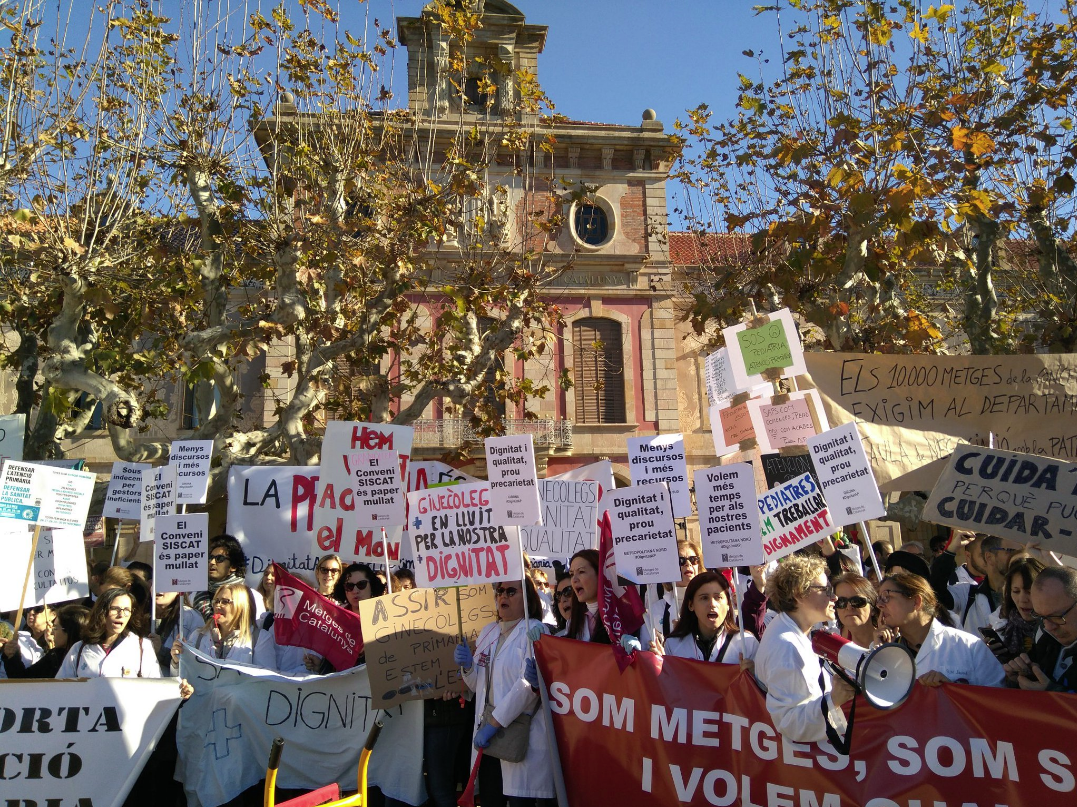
[811, 631, 916, 710]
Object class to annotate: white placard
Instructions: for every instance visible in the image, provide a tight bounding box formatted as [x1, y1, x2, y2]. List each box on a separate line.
[407, 460, 480, 490]
[171, 439, 214, 504]
[521, 478, 599, 570]
[348, 450, 406, 526]
[485, 434, 543, 526]
[745, 389, 828, 453]
[551, 459, 617, 495]
[0, 413, 25, 472]
[103, 461, 151, 519]
[626, 434, 692, 518]
[0, 523, 90, 611]
[758, 472, 834, 562]
[154, 512, 209, 593]
[807, 422, 886, 527]
[140, 465, 177, 542]
[0, 460, 96, 529]
[695, 464, 763, 567]
[407, 481, 523, 587]
[600, 483, 681, 584]
[723, 307, 807, 390]
[704, 347, 738, 405]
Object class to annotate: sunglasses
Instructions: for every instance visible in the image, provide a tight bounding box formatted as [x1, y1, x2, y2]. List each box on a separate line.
[679, 556, 700, 567]
[835, 596, 869, 609]
[495, 587, 519, 598]
[344, 580, 370, 592]
[318, 566, 341, 575]
[208, 554, 230, 564]
[552, 588, 575, 602]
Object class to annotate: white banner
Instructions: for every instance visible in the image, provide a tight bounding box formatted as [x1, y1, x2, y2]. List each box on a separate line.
[407, 460, 480, 491]
[0, 677, 181, 807]
[758, 472, 834, 562]
[551, 459, 616, 495]
[171, 439, 214, 504]
[103, 461, 150, 519]
[626, 434, 693, 518]
[140, 465, 176, 542]
[521, 478, 599, 571]
[176, 645, 425, 807]
[485, 434, 543, 526]
[347, 450, 406, 526]
[601, 483, 680, 584]
[807, 422, 885, 527]
[0, 522, 89, 611]
[695, 464, 763, 567]
[0, 460, 96, 529]
[155, 513, 209, 593]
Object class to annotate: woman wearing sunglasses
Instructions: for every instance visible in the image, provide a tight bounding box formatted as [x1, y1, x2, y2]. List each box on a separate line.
[832, 572, 884, 649]
[58, 587, 161, 678]
[454, 579, 554, 807]
[300, 562, 386, 673]
[314, 554, 344, 600]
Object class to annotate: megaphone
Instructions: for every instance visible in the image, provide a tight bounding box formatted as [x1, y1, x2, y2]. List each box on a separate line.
[811, 631, 916, 710]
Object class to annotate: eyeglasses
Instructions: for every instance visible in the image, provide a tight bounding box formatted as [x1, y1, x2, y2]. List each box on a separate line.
[553, 588, 574, 602]
[876, 590, 910, 607]
[807, 583, 835, 598]
[318, 566, 341, 575]
[835, 596, 869, 610]
[679, 556, 700, 567]
[344, 580, 370, 592]
[213, 598, 234, 607]
[495, 587, 519, 598]
[1032, 600, 1077, 627]
[208, 554, 230, 564]
[108, 607, 133, 617]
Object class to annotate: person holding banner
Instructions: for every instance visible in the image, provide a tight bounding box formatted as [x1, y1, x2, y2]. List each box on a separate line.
[314, 553, 344, 600]
[454, 578, 555, 807]
[0, 604, 48, 677]
[57, 587, 162, 678]
[3, 605, 87, 678]
[832, 573, 884, 650]
[153, 591, 202, 676]
[177, 582, 274, 668]
[660, 571, 758, 666]
[754, 556, 855, 743]
[303, 562, 385, 673]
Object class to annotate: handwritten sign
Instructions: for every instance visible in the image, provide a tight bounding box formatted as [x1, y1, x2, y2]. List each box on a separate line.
[704, 348, 738, 405]
[485, 434, 542, 526]
[521, 479, 599, 570]
[710, 400, 756, 456]
[601, 483, 680, 584]
[746, 389, 827, 453]
[359, 585, 497, 709]
[0, 523, 89, 611]
[626, 434, 692, 518]
[724, 308, 806, 388]
[154, 513, 209, 593]
[695, 464, 763, 567]
[347, 450, 405, 526]
[0, 461, 96, 530]
[758, 472, 833, 562]
[103, 461, 151, 520]
[407, 461, 479, 491]
[171, 439, 214, 504]
[407, 481, 523, 587]
[807, 422, 885, 527]
[760, 453, 820, 490]
[140, 465, 177, 542]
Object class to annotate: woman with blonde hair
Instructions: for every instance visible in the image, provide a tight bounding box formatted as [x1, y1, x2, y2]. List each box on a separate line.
[173, 581, 274, 669]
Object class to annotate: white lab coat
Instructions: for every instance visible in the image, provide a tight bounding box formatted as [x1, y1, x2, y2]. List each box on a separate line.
[915, 619, 1005, 687]
[571, 604, 656, 647]
[962, 589, 996, 637]
[754, 612, 847, 743]
[947, 564, 977, 619]
[649, 589, 679, 638]
[665, 629, 758, 664]
[462, 619, 553, 799]
[181, 624, 277, 670]
[57, 633, 162, 679]
[156, 605, 204, 675]
[0, 632, 44, 679]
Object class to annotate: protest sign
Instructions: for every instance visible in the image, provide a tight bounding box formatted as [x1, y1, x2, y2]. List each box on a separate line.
[103, 461, 151, 519]
[408, 460, 479, 491]
[723, 307, 806, 389]
[760, 452, 819, 489]
[807, 422, 886, 527]
[536, 635, 1077, 807]
[551, 459, 616, 494]
[521, 478, 599, 572]
[359, 585, 497, 709]
[176, 645, 425, 807]
[170, 439, 214, 504]
[0, 460, 96, 530]
[272, 563, 365, 670]
[347, 449, 406, 526]
[485, 434, 543, 525]
[922, 446, 1077, 553]
[154, 513, 208, 593]
[626, 434, 692, 518]
[601, 483, 680, 584]
[703, 347, 737, 405]
[0, 523, 89, 611]
[407, 481, 523, 587]
[140, 465, 176, 542]
[804, 352, 1077, 489]
[0, 412, 25, 471]
[709, 398, 756, 456]
[746, 389, 827, 452]
[694, 464, 763, 567]
[0, 677, 181, 807]
[758, 471, 833, 561]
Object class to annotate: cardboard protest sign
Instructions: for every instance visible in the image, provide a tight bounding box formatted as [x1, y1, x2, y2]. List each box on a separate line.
[757, 471, 834, 561]
[347, 449, 405, 526]
[0, 460, 96, 530]
[746, 389, 827, 452]
[407, 481, 524, 587]
[485, 434, 543, 525]
[807, 422, 885, 527]
[922, 446, 1077, 553]
[0, 522, 89, 611]
[0, 413, 25, 472]
[170, 439, 214, 504]
[521, 478, 600, 571]
[1, 677, 181, 807]
[723, 307, 806, 388]
[694, 464, 763, 567]
[359, 585, 497, 709]
[103, 461, 151, 519]
[154, 512, 209, 593]
[626, 434, 692, 518]
[760, 452, 819, 489]
[601, 483, 680, 584]
[140, 465, 176, 542]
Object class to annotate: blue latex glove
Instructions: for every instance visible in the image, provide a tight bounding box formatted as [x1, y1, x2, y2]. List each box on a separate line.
[454, 643, 474, 669]
[620, 634, 642, 654]
[526, 624, 544, 642]
[474, 721, 499, 749]
[524, 657, 539, 689]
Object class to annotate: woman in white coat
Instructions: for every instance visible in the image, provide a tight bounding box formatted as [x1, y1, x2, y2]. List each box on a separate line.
[660, 572, 758, 666]
[57, 587, 162, 679]
[877, 572, 1005, 687]
[454, 578, 554, 807]
[172, 581, 275, 670]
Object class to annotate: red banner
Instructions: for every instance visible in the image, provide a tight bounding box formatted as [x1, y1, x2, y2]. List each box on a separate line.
[598, 511, 645, 670]
[271, 563, 364, 671]
[535, 636, 1077, 806]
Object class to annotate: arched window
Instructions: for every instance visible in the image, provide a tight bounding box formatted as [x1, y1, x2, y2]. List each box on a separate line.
[573, 318, 625, 423]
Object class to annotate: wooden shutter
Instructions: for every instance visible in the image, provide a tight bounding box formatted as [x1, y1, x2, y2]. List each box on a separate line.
[573, 318, 626, 423]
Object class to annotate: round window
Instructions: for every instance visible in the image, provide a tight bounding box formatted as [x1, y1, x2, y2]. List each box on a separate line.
[574, 203, 609, 246]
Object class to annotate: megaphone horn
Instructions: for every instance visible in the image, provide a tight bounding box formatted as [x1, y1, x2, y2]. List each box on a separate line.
[811, 631, 917, 710]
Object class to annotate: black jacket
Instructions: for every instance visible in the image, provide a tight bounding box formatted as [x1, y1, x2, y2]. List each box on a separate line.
[1028, 632, 1077, 693]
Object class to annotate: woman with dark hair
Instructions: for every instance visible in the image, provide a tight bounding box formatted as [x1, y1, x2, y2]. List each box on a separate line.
[832, 572, 884, 649]
[3, 605, 89, 679]
[58, 587, 160, 678]
[564, 549, 604, 642]
[877, 572, 1004, 687]
[993, 558, 1046, 661]
[660, 572, 758, 665]
[304, 562, 384, 673]
[552, 573, 575, 635]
